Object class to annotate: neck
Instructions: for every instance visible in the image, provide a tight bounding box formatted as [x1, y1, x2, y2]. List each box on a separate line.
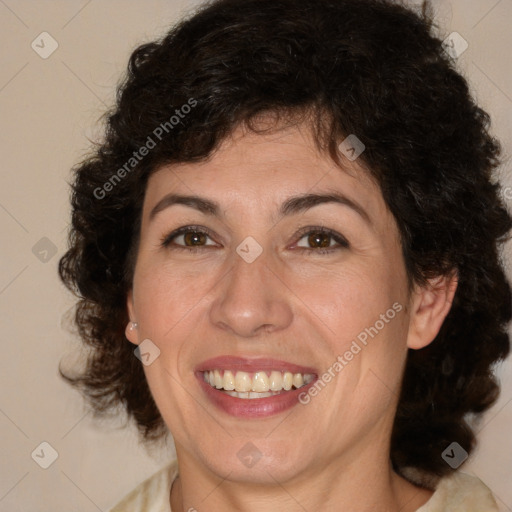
[170, 444, 433, 512]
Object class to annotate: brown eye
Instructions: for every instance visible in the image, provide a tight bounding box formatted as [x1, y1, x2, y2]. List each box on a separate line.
[295, 227, 349, 254]
[182, 231, 208, 246]
[161, 226, 217, 252]
[307, 232, 331, 248]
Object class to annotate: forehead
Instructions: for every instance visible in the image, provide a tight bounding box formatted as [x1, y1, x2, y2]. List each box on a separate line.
[142, 121, 389, 226]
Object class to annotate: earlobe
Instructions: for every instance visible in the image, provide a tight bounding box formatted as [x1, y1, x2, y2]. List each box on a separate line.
[407, 271, 458, 350]
[125, 289, 139, 345]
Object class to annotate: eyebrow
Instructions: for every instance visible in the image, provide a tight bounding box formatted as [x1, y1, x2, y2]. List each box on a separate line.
[149, 191, 371, 225]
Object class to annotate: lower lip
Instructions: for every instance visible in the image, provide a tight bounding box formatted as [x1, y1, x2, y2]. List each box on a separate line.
[196, 372, 316, 418]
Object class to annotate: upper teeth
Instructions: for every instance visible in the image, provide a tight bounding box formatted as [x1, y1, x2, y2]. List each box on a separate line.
[203, 370, 314, 393]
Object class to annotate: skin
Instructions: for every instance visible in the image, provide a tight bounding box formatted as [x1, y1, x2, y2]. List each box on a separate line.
[125, 118, 457, 512]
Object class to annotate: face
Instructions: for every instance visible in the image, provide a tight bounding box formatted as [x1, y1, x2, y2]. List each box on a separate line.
[126, 120, 421, 485]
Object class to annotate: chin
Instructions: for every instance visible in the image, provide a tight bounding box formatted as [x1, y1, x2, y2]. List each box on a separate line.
[195, 437, 309, 484]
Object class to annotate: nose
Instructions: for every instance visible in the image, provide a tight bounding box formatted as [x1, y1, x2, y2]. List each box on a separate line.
[209, 244, 293, 338]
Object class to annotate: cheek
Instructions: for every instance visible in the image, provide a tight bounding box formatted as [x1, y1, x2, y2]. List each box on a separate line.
[132, 262, 219, 392]
[134, 261, 213, 329]
[292, 261, 399, 342]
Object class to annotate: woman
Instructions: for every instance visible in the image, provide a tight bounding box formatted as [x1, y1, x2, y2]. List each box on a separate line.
[58, 0, 512, 510]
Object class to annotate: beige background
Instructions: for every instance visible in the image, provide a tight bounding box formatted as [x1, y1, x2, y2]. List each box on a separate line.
[0, 0, 511, 510]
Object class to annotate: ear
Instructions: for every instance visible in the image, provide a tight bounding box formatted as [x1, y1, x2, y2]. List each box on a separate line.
[407, 271, 458, 350]
[125, 288, 139, 346]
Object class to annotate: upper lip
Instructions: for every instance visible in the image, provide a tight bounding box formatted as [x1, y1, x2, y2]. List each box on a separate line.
[195, 356, 317, 375]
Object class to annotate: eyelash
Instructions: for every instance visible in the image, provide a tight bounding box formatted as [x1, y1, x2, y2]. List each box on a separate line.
[160, 225, 349, 255]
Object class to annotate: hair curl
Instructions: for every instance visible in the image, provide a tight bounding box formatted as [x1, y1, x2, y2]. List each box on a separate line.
[58, 0, 512, 485]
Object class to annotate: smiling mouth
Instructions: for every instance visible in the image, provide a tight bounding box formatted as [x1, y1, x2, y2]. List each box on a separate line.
[202, 369, 315, 399]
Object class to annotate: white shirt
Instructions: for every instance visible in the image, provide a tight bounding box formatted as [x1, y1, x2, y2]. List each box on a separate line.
[108, 460, 499, 512]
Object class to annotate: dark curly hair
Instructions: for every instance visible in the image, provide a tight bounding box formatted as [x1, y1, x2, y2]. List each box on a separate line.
[58, 0, 512, 485]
